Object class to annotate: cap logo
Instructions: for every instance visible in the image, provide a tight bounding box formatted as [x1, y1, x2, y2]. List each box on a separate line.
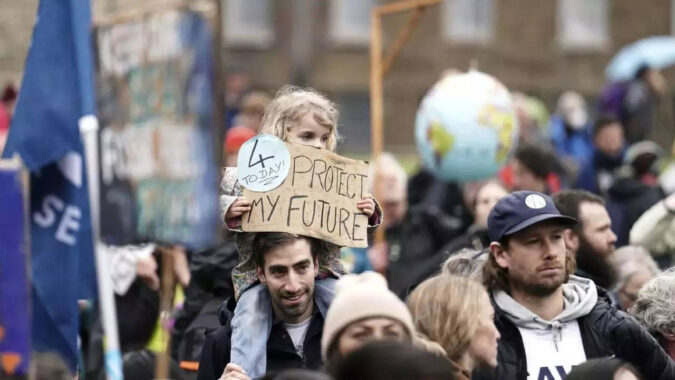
[525, 194, 547, 209]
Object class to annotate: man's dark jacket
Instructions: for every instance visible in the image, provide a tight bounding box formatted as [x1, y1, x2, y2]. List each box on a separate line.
[473, 287, 675, 380]
[196, 297, 324, 380]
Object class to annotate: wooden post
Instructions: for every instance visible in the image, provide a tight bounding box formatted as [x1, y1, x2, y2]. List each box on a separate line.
[370, 12, 384, 159]
[213, 0, 225, 167]
[381, 6, 425, 78]
[369, 0, 445, 154]
[154, 248, 176, 380]
[370, 9, 387, 248]
[369, 0, 442, 249]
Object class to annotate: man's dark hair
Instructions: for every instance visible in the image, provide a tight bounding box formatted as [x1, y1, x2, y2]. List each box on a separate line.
[553, 190, 605, 233]
[554, 190, 617, 287]
[484, 230, 577, 293]
[593, 114, 622, 138]
[333, 340, 457, 380]
[1, 84, 16, 104]
[514, 143, 564, 179]
[498, 236, 511, 249]
[259, 369, 332, 380]
[635, 64, 651, 81]
[251, 232, 325, 269]
[118, 349, 183, 380]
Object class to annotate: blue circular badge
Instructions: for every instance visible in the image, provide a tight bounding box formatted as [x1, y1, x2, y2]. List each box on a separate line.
[237, 134, 291, 192]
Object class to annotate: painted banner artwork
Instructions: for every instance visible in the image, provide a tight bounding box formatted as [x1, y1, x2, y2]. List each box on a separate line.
[95, 9, 218, 249]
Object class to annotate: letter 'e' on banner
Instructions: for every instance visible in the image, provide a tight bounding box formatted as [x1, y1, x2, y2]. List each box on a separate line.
[239, 136, 369, 248]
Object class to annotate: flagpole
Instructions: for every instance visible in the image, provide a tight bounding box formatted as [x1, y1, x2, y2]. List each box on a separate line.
[80, 115, 124, 380]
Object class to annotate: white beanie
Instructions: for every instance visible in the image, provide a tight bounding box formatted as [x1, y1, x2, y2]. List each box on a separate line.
[321, 271, 415, 359]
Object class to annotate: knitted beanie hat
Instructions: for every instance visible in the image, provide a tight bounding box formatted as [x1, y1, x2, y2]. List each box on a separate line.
[321, 271, 415, 359]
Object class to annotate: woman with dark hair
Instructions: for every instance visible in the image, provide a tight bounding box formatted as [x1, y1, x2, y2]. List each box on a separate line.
[258, 369, 331, 380]
[321, 272, 415, 376]
[334, 340, 457, 380]
[120, 349, 183, 380]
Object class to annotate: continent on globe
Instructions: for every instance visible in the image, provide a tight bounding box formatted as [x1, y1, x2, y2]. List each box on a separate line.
[478, 105, 515, 164]
[427, 120, 454, 166]
[415, 70, 519, 182]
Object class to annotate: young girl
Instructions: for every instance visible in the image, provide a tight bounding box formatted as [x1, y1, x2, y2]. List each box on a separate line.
[220, 85, 381, 378]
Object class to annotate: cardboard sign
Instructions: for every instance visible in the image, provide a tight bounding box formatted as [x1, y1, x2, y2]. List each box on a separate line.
[242, 143, 369, 248]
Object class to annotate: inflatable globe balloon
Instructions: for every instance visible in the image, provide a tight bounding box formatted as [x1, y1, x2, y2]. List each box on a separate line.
[415, 70, 519, 182]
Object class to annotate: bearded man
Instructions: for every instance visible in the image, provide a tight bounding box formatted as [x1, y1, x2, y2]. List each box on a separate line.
[198, 233, 328, 380]
[553, 189, 618, 288]
[473, 191, 674, 380]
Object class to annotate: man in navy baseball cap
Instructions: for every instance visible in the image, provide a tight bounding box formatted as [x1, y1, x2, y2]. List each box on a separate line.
[487, 191, 577, 243]
[475, 191, 675, 380]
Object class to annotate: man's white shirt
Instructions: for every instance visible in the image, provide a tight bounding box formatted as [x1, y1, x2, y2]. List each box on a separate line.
[518, 320, 587, 380]
[284, 317, 312, 358]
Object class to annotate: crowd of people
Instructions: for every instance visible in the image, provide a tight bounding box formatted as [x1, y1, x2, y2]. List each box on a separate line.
[191, 77, 674, 380]
[15, 64, 675, 380]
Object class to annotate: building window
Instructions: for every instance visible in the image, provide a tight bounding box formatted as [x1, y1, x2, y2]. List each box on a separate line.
[329, 0, 375, 45]
[442, 0, 495, 44]
[223, 0, 273, 47]
[557, 0, 609, 50]
[334, 92, 370, 154]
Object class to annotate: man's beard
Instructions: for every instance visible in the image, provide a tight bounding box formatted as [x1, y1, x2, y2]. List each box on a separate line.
[272, 287, 313, 321]
[510, 267, 569, 298]
[576, 236, 616, 288]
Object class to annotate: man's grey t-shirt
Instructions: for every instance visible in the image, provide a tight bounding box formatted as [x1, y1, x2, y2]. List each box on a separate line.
[284, 317, 312, 357]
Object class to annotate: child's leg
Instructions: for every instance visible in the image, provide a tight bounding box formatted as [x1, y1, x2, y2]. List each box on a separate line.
[230, 283, 271, 378]
[314, 277, 338, 317]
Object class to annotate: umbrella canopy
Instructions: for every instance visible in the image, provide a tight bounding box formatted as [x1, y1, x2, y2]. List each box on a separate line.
[605, 35, 675, 81]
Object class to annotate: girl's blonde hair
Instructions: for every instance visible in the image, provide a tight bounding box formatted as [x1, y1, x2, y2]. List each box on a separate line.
[407, 275, 489, 362]
[259, 85, 340, 151]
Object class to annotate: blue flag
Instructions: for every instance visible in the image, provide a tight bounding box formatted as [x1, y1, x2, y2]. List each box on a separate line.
[2, 0, 97, 372]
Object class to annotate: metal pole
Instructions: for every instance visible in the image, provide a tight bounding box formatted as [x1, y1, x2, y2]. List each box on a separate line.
[368, 0, 442, 252]
[80, 115, 124, 380]
[213, 0, 225, 165]
[370, 10, 385, 248]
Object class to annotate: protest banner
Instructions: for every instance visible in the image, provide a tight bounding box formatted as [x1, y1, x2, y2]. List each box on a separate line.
[0, 159, 29, 377]
[241, 139, 370, 248]
[94, 7, 219, 249]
